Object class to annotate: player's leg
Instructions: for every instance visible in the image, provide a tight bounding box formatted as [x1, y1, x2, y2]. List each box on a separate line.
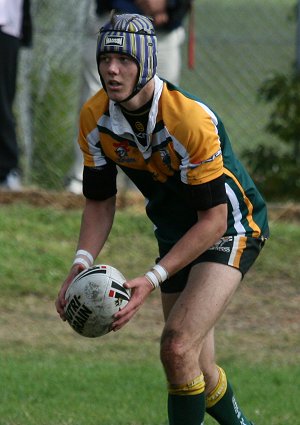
[200, 330, 254, 425]
[160, 262, 242, 425]
[161, 291, 205, 425]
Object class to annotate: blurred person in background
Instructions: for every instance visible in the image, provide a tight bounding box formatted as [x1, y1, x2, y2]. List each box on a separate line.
[0, 0, 33, 190]
[66, 0, 192, 194]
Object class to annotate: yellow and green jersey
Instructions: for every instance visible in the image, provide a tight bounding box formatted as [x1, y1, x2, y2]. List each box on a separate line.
[79, 76, 269, 245]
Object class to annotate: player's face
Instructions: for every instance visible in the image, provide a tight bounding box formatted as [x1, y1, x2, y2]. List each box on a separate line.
[99, 53, 138, 103]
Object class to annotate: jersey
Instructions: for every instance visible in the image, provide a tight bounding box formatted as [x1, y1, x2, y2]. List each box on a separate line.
[78, 75, 269, 247]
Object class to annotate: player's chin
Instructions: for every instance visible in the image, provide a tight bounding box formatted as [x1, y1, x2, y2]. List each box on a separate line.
[106, 88, 130, 103]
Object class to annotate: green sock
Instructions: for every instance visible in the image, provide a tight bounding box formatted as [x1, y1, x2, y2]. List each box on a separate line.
[206, 381, 252, 425]
[168, 393, 205, 425]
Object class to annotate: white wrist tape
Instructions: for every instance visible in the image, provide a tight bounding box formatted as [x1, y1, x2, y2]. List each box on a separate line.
[75, 249, 94, 265]
[145, 270, 160, 289]
[152, 264, 169, 282]
[144, 264, 169, 289]
[73, 257, 90, 269]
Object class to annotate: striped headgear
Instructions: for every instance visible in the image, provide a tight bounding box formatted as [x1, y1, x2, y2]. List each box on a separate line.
[96, 13, 157, 100]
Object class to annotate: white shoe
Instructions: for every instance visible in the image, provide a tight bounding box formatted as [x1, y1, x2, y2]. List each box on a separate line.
[0, 169, 22, 191]
[65, 177, 82, 195]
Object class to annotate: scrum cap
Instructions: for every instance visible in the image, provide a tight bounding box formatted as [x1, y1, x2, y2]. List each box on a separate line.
[97, 13, 157, 98]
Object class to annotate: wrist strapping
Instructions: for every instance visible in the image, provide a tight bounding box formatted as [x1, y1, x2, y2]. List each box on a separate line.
[76, 249, 94, 264]
[73, 249, 94, 269]
[73, 257, 90, 269]
[144, 264, 169, 289]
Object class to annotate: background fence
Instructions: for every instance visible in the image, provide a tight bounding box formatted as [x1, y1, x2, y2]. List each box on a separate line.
[16, 0, 297, 191]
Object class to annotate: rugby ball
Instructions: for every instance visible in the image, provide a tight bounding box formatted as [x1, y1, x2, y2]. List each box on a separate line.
[64, 264, 130, 338]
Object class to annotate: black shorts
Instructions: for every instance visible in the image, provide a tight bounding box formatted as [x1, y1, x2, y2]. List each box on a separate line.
[158, 236, 266, 294]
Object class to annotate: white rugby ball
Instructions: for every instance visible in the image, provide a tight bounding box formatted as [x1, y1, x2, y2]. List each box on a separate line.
[64, 264, 130, 338]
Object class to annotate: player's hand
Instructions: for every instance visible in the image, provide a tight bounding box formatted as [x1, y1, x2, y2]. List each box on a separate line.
[55, 264, 85, 320]
[112, 275, 154, 331]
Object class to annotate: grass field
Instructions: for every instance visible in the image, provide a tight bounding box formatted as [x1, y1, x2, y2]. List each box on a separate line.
[0, 196, 299, 424]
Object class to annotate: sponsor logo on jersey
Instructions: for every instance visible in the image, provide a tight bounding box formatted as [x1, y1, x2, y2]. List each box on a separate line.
[135, 121, 144, 132]
[104, 36, 124, 47]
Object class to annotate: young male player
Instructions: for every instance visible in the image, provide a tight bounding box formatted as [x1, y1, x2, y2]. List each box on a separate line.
[56, 12, 269, 425]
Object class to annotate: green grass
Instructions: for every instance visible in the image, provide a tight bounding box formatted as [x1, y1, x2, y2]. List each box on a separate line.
[0, 353, 298, 425]
[0, 203, 155, 297]
[0, 201, 299, 424]
[0, 352, 166, 425]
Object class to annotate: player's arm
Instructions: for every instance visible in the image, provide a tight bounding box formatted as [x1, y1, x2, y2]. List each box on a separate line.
[55, 195, 116, 319]
[76, 196, 116, 261]
[159, 175, 228, 276]
[159, 202, 227, 277]
[55, 160, 118, 319]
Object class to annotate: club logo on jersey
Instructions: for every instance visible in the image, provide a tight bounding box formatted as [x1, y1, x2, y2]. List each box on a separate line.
[104, 36, 124, 47]
[113, 141, 135, 163]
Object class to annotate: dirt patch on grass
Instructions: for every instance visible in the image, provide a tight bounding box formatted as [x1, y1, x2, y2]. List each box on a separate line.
[0, 188, 144, 211]
[0, 188, 300, 220]
[0, 272, 299, 365]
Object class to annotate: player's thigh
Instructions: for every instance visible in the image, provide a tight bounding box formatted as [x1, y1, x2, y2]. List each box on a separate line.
[161, 291, 180, 321]
[163, 262, 242, 345]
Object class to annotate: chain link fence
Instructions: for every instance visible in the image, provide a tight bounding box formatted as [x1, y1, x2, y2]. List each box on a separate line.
[16, 0, 297, 190]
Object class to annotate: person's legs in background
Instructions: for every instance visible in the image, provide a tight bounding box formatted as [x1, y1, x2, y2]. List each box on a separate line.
[156, 26, 185, 85]
[0, 31, 22, 190]
[65, 6, 104, 194]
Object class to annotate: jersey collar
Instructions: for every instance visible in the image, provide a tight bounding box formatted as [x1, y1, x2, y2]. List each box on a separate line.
[108, 76, 164, 156]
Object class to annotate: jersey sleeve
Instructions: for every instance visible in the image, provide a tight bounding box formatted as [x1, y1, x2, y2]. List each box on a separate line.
[79, 93, 117, 200]
[178, 106, 224, 186]
[182, 174, 227, 210]
[83, 164, 117, 201]
[162, 89, 224, 186]
[78, 91, 110, 168]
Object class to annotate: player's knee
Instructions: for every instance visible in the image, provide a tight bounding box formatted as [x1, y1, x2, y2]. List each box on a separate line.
[160, 328, 187, 370]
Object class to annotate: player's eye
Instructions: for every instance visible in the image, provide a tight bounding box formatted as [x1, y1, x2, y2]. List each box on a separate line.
[99, 55, 109, 63]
